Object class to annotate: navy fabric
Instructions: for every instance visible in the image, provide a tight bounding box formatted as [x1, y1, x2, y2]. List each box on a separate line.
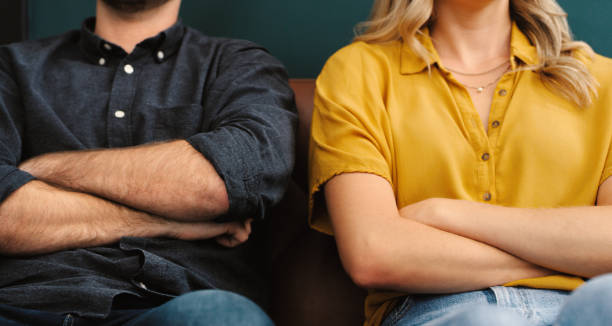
[0, 17, 296, 319]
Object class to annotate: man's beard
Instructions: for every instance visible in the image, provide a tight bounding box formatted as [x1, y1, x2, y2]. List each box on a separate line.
[101, 0, 172, 13]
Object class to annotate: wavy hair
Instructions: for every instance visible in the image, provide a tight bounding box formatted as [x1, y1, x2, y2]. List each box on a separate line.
[355, 0, 597, 107]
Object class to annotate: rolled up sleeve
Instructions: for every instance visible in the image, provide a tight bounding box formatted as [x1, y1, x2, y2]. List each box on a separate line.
[0, 54, 34, 203]
[187, 41, 297, 220]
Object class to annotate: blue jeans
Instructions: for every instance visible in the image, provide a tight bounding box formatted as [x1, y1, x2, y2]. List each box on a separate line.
[382, 274, 612, 326]
[0, 290, 273, 326]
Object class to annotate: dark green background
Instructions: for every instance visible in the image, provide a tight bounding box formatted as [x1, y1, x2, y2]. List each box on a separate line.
[28, 0, 612, 78]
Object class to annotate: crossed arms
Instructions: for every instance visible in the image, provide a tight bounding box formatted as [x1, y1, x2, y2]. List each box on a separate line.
[0, 140, 252, 256]
[325, 173, 612, 293]
[0, 42, 296, 257]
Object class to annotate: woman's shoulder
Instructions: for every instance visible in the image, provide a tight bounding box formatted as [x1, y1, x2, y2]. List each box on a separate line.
[590, 52, 612, 74]
[587, 53, 612, 73]
[584, 53, 612, 95]
[323, 40, 403, 72]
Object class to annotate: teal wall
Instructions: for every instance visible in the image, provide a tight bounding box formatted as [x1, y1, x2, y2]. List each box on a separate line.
[28, 0, 612, 78]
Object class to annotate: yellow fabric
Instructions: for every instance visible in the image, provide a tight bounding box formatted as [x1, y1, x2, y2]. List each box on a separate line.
[309, 23, 612, 326]
[504, 275, 585, 291]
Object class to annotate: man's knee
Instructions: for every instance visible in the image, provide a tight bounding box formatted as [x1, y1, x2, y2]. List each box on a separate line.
[129, 290, 273, 326]
[431, 305, 529, 326]
[171, 290, 272, 325]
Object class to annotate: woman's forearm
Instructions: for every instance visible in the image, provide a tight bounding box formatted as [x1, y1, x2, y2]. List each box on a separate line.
[353, 216, 555, 293]
[325, 173, 555, 294]
[402, 198, 612, 278]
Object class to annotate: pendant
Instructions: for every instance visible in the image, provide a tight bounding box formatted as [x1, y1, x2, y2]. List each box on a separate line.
[477, 87, 484, 93]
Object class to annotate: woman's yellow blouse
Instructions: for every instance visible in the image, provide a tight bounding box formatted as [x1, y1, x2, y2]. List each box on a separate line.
[309, 24, 612, 326]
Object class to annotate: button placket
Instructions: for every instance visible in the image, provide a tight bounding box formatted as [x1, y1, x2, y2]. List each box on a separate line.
[483, 192, 492, 201]
[106, 60, 138, 147]
[485, 75, 515, 205]
[114, 110, 126, 119]
[124, 64, 135, 74]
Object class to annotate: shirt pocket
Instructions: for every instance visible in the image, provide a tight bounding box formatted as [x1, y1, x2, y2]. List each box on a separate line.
[153, 104, 204, 141]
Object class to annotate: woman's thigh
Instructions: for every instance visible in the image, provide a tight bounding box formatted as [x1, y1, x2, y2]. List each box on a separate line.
[383, 287, 569, 326]
[555, 274, 612, 326]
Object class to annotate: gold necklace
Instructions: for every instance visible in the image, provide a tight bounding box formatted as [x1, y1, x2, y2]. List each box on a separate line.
[449, 63, 511, 93]
[461, 75, 505, 93]
[444, 61, 510, 76]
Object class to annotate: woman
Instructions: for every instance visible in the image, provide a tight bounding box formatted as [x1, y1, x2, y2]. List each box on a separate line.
[308, 0, 612, 325]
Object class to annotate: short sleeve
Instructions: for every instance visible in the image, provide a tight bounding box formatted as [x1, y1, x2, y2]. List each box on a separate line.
[600, 141, 612, 186]
[309, 44, 394, 235]
[187, 40, 297, 221]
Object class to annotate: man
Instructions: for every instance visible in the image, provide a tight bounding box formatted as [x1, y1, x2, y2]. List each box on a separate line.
[0, 0, 296, 325]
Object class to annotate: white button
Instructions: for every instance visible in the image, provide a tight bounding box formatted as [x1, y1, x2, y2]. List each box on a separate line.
[98, 58, 106, 66]
[114, 110, 126, 119]
[124, 64, 134, 74]
[103, 43, 112, 51]
[138, 282, 148, 290]
[157, 51, 165, 60]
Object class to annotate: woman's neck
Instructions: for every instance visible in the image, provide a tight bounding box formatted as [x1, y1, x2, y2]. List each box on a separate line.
[430, 0, 512, 70]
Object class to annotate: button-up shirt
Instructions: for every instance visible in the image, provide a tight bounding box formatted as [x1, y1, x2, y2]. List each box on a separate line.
[309, 23, 612, 326]
[0, 18, 296, 318]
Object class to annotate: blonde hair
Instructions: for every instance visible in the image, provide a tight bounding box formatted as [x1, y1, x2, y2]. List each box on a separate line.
[355, 0, 598, 107]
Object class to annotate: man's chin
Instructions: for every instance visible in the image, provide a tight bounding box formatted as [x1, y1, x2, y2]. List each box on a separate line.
[101, 0, 172, 14]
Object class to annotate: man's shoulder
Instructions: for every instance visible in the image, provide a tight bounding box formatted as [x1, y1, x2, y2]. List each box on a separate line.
[182, 27, 272, 59]
[0, 30, 80, 64]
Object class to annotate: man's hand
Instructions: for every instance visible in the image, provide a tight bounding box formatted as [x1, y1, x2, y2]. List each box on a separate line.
[167, 218, 253, 248]
[214, 219, 253, 248]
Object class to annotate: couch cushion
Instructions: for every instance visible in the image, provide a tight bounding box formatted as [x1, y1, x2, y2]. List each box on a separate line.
[267, 79, 366, 326]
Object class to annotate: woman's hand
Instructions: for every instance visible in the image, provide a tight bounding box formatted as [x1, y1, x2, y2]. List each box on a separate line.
[398, 198, 463, 230]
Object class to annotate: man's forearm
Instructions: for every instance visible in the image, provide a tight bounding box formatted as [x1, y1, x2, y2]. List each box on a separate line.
[0, 180, 251, 256]
[403, 199, 612, 278]
[0, 180, 170, 256]
[19, 140, 229, 222]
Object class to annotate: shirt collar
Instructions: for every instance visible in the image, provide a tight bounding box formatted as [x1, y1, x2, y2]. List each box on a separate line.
[79, 17, 186, 64]
[509, 22, 538, 67]
[400, 22, 538, 75]
[399, 28, 437, 75]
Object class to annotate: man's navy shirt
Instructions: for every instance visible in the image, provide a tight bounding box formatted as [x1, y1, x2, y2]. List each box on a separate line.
[0, 18, 296, 318]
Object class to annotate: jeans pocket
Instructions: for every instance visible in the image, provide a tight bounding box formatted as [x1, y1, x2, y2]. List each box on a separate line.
[382, 296, 414, 326]
[62, 313, 74, 326]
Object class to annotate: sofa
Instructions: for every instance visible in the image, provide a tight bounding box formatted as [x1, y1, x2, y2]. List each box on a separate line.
[267, 79, 367, 326]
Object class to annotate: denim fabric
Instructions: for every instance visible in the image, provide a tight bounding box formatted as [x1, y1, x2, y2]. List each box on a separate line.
[383, 274, 612, 326]
[123, 290, 274, 326]
[0, 17, 296, 319]
[0, 290, 273, 326]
